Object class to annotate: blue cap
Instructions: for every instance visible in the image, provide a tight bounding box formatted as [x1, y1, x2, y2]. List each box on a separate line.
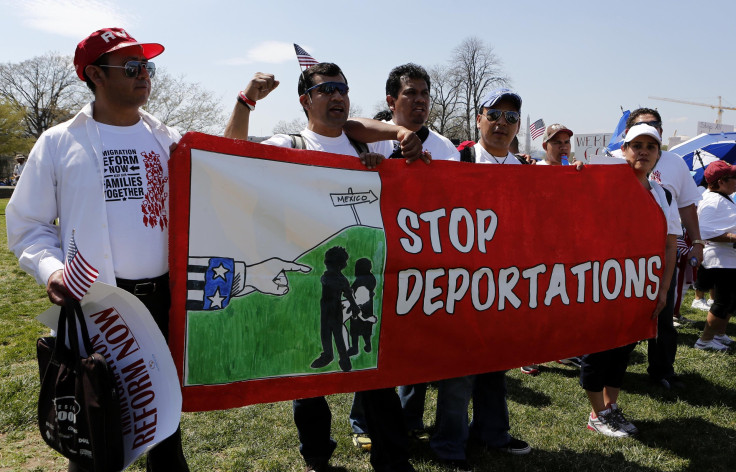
[479, 88, 522, 111]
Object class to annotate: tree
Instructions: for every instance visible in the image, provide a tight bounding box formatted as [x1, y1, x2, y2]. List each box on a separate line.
[144, 68, 227, 135]
[450, 37, 508, 142]
[0, 99, 34, 156]
[427, 64, 464, 140]
[0, 53, 87, 138]
[273, 117, 307, 135]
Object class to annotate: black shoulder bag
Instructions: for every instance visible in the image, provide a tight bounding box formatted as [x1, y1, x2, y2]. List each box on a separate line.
[36, 299, 124, 471]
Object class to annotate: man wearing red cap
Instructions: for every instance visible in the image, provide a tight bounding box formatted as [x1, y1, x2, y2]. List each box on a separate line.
[6, 28, 189, 471]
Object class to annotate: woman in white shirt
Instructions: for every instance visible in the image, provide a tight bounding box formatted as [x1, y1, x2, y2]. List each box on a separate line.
[581, 125, 677, 438]
[693, 160, 736, 351]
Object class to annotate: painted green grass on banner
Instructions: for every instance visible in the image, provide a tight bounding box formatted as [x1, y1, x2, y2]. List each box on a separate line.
[186, 226, 385, 385]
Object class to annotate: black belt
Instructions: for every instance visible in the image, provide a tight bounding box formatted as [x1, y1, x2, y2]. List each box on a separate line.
[116, 273, 169, 296]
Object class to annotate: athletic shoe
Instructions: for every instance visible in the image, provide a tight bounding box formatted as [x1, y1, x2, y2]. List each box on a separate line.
[494, 437, 531, 455]
[707, 298, 714, 306]
[653, 375, 685, 390]
[672, 319, 682, 328]
[691, 298, 710, 311]
[608, 403, 638, 435]
[352, 433, 371, 451]
[694, 338, 729, 351]
[520, 365, 540, 375]
[556, 357, 582, 367]
[408, 429, 430, 443]
[674, 315, 695, 326]
[713, 334, 735, 346]
[587, 410, 629, 438]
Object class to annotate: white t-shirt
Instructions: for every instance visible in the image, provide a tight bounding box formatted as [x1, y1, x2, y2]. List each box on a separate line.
[263, 129, 382, 156]
[98, 120, 169, 279]
[697, 190, 736, 268]
[611, 149, 701, 208]
[649, 181, 682, 236]
[370, 121, 459, 161]
[472, 143, 521, 165]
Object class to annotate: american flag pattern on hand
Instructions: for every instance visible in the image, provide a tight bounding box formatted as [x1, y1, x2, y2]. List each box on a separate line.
[63, 231, 99, 300]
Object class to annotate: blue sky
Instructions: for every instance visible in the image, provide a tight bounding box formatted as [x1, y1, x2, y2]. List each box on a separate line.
[1, 0, 734, 145]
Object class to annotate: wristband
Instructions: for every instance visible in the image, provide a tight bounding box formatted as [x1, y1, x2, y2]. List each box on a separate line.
[237, 91, 256, 111]
[692, 239, 706, 246]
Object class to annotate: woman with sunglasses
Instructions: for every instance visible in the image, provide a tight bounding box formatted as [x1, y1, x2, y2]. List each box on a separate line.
[693, 160, 736, 351]
[580, 124, 678, 438]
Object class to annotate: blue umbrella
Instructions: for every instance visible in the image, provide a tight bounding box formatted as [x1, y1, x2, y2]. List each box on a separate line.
[670, 133, 736, 184]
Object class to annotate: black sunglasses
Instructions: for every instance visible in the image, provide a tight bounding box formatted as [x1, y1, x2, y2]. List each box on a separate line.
[100, 61, 156, 78]
[305, 81, 349, 96]
[633, 120, 661, 129]
[484, 109, 520, 124]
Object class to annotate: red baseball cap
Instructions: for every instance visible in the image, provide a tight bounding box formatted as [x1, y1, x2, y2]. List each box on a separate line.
[74, 27, 164, 80]
[704, 160, 736, 184]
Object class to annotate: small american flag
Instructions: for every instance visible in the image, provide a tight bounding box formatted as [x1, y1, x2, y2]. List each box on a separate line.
[530, 119, 545, 140]
[294, 44, 319, 68]
[63, 231, 99, 301]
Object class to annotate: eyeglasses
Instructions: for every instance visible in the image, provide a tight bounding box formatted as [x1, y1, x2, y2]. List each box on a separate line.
[100, 61, 156, 78]
[484, 109, 520, 124]
[633, 120, 661, 129]
[305, 81, 349, 96]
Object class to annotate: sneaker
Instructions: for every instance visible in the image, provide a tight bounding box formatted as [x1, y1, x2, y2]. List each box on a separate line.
[408, 428, 430, 443]
[672, 319, 682, 328]
[520, 365, 540, 375]
[694, 338, 729, 351]
[352, 432, 371, 451]
[608, 403, 639, 435]
[493, 437, 531, 455]
[707, 298, 714, 306]
[691, 298, 710, 311]
[653, 375, 685, 390]
[674, 315, 696, 325]
[587, 410, 629, 438]
[556, 357, 582, 367]
[713, 334, 735, 346]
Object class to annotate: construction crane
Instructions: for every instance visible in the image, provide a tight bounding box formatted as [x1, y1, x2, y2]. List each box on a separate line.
[649, 96, 736, 124]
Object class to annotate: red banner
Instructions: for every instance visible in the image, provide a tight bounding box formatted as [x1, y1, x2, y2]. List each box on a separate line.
[169, 132, 663, 412]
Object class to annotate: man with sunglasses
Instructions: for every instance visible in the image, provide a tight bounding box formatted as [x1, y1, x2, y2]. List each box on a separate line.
[225, 63, 420, 472]
[417, 88, 531, 471]
[611, 108, 704, 390]
[6, 27, 189, 471]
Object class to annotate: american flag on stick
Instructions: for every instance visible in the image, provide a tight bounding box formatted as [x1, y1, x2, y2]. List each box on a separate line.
[294, 44, 319, 69]
[529, 119, 545, 140]
[63, 231, 99, 301]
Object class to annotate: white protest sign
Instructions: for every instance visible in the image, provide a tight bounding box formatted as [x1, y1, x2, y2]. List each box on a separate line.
[38, 282, 182, 469]
[575, 133, 613, 163]
[697, 121, 734, 134]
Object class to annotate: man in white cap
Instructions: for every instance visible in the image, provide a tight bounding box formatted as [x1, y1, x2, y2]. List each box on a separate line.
[6, 27, 189, 471]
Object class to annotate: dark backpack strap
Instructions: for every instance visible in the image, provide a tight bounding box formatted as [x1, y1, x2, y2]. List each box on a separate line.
[348, 137, 369, 156]
[389, 126, 431, 160]
[663, 187, 672, 206]
[289, 133, 307, 150]
[459, 146, 476, 163]
[515, 154, 531, 164]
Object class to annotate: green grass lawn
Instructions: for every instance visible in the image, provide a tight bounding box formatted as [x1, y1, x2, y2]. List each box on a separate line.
[1, 196, 735, 471]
